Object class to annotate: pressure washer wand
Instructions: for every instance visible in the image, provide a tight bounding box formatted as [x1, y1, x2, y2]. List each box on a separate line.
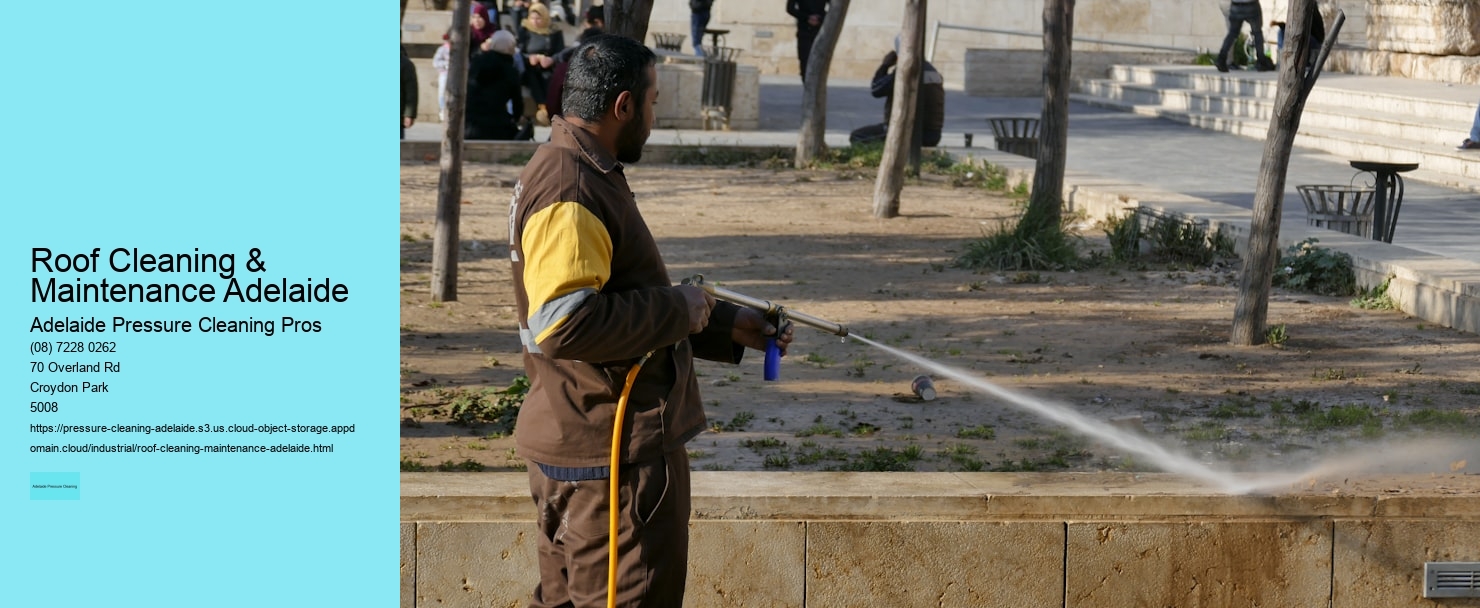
[682, 275, 849, 381]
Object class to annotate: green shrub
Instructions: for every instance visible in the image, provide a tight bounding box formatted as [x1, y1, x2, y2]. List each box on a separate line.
[1351, 277, 1397, 310]
[446, 375, 530, 435]
[955, 221, 1079, 271]
[1272, 238, 1357, 297]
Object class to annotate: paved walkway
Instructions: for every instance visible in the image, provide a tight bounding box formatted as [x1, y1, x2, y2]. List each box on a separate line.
[406, 72, 1480, 265]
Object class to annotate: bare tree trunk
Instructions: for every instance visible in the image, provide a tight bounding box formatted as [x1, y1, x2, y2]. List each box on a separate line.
[605, 0, 655, 42]
[1231, 1, 1343, 345]
[1020, 0, 1074, 235]
[432, 0, 472, 303]
[871, 0, 926, 219]
[794, 0, 851, 168]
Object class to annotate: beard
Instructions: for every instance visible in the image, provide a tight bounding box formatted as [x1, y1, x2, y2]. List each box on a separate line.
[615, 103, 648, 164]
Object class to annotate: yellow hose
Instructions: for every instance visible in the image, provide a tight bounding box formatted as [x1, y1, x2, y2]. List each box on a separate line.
[607, 353, 650, 608]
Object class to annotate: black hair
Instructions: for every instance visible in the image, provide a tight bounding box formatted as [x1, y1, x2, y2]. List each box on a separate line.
[561, 34, 656, 122]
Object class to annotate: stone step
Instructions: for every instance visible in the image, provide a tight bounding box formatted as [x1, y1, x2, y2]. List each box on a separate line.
[1106, 65, 1476, 123]
[1076, 79, 1460, 147]
[1070, 92, 1480, 190]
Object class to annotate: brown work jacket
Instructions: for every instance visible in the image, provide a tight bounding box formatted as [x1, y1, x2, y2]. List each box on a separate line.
[509, 117, 743, 467]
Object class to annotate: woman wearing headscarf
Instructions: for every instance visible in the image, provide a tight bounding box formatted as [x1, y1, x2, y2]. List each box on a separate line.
[469, 2, 499, 55]
[516, 2, 564, 123]
[465, 30, 524, 140]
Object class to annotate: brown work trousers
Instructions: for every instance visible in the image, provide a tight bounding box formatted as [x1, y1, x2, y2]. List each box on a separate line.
[527, 449, 690, 608]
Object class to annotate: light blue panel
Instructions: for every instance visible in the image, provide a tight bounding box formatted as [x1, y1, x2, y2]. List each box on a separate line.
[5, 1, 398, 606]
[30, 472, 81, 500]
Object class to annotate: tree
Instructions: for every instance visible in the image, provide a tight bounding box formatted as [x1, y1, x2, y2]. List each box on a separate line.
[432, 0, 473, 302]
[1018, 0, 1075, 236]
[871, 0, 926, 219]
[794, 0, 851, 168]
[605, 0, 655, 42]
[1231, 0, 1343, 345]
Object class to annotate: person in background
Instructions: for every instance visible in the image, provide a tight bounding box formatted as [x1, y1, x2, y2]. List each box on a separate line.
[466, 30, 524, 140]
[470, 2, 499, 54]
[501, 0, 531, 37]
[432, 29, 452, 122]
[1459, 100, 1480, 150]
[786, 0, 827, 82]
[689, 0, 714, 57]
[584, 3, 604, 29]
[518, 2, 565, 125]
[545, 26, 605, 121]
[848, 43, 945, 148]
[1215, 0, 1273, 72]
[400, 45, 418, 139]
[509, 34, 791, 606]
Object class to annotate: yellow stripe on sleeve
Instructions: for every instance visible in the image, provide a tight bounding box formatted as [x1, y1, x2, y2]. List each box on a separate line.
[521, 201, 613, 344]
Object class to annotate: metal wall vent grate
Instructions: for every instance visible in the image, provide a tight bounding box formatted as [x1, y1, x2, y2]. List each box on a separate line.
[1425, 562, 1480, 598]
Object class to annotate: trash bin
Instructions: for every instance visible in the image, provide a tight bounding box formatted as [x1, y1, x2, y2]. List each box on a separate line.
[1297, 185, 1375, 238]
[987, 117, 1040, 159]
[701, 46, 741, 130]
[651, 32, 684, 52]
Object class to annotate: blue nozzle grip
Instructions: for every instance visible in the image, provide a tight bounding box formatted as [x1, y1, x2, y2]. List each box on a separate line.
[763, 338, 781, 381]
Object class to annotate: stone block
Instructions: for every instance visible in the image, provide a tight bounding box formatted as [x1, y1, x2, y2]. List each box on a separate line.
[687, 521, 805, 608]
[414, 521, 538, 608]
[401, 522, 416, 608]
[806, 521, 1064, 607]
[1366, 0, 1480, 56]
[1333, 519, 1480, 607]
[1065, 521, 1332, 608]
[1080, 0, 1153, 36]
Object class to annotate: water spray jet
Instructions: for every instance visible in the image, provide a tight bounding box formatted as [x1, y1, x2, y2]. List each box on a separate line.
[680, 277, 1467, 495]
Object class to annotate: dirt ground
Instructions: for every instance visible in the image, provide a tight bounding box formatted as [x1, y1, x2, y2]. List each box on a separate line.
[399, 161, 1480, 479]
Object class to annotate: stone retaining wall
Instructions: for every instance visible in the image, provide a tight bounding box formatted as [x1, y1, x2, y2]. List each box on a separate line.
[401, 472, 1480, 607]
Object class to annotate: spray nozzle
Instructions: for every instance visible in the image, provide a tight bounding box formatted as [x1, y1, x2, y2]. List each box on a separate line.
[682, 275, 849, 338]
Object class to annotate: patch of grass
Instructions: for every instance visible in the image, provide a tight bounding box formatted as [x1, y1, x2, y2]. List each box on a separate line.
[762, 454, 792, 469]
[930, 158, 1010, 190]
[435, 458, 485, 472]
[841, 445, 924, 472]
[1182, 421, 1229, 442]
[955, 221, 1080, 272]
[1102, 211, 1142, 262]
[443, 375, 530, 435]
[741, 437, 787, 451]
[850, 422, 881, 436]
[669, 145, 788, 166]
[1210, 398, 1260, 418]
[991, 446, 1089, 471]
[810, 142, 885, 169]
[795, 445, 849, 465]
[1315, 368, 1347, 381]
[400, 457, 430, 472]
[795, 423, 843, 438]
[847, 357, 875, 378]
[1264, 324, 1288, 348]
[1351, 277, 1398, 310]
[957, 424, 997, 440]
[941, 444, 985, 471]
[803, 352, 833, 367]
[1301, 404, 1378, 431]
[722, 411, 756, 432]
[1399, 409, 1473, 430]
